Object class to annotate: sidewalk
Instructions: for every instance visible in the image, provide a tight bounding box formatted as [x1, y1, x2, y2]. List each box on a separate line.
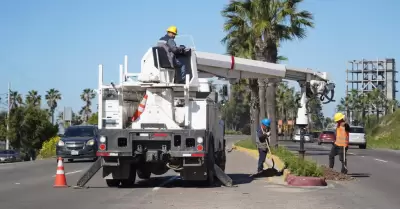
[115, 149, 388, 209]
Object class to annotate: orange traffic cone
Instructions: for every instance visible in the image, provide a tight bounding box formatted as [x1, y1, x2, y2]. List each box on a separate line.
[131, 94, 148, 122]
[54, 157, 68, 188]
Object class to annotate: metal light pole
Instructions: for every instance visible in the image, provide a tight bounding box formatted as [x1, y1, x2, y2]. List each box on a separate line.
[299, 126, 306, 160]
[6, 82, 10, 150]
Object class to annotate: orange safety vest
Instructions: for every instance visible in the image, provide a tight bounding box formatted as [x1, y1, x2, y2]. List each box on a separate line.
[335, 126, 349, 147]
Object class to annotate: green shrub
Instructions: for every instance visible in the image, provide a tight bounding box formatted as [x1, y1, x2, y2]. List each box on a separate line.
[38, 136, 60, 158]
[272, 146, 323, 177]
[234, 139, 323, 177]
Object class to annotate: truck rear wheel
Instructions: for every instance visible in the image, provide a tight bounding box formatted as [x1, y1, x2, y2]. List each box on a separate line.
[137, 167, 151, 179]
[106, 179, 120, 187]
[120, 165, 136, 187]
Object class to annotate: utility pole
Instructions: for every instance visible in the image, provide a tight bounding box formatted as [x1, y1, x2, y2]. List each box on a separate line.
[6, 82, 10, 150]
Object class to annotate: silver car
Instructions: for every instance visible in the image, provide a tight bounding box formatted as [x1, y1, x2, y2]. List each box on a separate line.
[0, 150, 22, 163]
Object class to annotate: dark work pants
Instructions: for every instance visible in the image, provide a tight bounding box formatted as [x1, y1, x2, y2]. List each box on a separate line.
[175, 57, 187, 84]
[329, 144, 348, 173]
[257, 148, 268, 172]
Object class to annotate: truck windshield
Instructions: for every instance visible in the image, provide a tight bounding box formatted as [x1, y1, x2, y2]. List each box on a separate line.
[64, 127, 94, 137]
[350, 127, 364, 133]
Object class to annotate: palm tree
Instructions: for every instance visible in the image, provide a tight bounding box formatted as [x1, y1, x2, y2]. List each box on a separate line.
[25, 90, 41, 107]
[368, 88, 385, 122]
[9, 91, 23, 109]
[80, 88, 96, 122]
[221, 0, 314, 146]
[45, 88, 62, 124]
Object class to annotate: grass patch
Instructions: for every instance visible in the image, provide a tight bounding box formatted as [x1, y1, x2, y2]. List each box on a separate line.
[235, 139, 257, 150]
[234, 139, 323, 177]
[366, 110, 400, 150]
[225, 130, 243, 135]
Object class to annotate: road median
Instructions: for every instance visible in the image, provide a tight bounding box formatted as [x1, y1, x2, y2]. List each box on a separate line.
[232, 139, 352, 186]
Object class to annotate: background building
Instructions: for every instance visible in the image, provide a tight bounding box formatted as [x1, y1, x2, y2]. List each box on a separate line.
[346, 58, 397, 117]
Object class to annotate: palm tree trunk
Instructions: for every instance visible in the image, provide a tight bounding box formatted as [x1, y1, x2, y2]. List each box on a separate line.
[266, 78, 279, 147]
[258, 79, 266, 121]
[250, 79, 259, 144]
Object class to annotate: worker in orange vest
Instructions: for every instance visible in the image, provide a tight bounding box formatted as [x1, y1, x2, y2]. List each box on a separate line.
[329, 112, 350, 174]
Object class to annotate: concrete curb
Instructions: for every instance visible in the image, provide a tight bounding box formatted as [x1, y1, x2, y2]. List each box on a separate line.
[286, 174, 327, 187]
[231, 145, 286, 172]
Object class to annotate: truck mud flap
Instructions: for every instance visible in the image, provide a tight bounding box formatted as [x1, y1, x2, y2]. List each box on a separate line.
[74, 157, 103, 188]
[214, 163, 233, 187]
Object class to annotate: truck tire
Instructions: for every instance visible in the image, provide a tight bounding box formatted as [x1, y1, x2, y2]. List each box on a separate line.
[106, 179, 120, 187]
[204, 140, 216, 187]
[120, 165, 136, 187]
[137, 168, 151, 179]
[219, 150, 226, 172]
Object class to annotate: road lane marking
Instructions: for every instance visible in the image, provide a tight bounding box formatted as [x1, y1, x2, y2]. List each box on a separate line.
[52, 169, 83, 177]
[374, 158, 388, 163]
[152, 175, 179, 191]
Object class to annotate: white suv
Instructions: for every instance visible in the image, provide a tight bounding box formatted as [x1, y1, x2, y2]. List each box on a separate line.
[348, 126, 367, 149]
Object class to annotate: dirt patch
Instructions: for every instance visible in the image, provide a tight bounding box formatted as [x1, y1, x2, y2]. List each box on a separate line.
[321, 165, 354, 181]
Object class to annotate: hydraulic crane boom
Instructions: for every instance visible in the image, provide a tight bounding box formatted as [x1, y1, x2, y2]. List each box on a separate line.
[130, 46, 335, 127]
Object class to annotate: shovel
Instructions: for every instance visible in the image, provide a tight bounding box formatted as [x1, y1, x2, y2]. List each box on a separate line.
[343, 146, 348, 173]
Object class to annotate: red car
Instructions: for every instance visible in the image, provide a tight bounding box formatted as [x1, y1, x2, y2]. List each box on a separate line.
[317, 130, 335, 145]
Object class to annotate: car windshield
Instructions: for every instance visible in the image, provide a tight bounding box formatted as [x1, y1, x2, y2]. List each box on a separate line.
[322, 131, 335, 134]
[350, 127, 365, 133]
[64, 127, 94, 137]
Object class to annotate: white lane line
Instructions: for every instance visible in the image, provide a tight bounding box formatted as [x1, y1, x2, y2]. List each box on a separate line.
[152, 175, 180, 191]
[52, 169, 83, 177]
[374, 158, 388, 163]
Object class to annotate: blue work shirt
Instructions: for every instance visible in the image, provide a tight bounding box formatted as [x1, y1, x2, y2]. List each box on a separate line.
[255, 126, 269, 144]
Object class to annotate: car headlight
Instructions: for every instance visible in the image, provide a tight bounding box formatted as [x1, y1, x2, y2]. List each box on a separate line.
[99, 136, 106, 143]
[197, 137, 203, 144]
[58, 140, 65, 146]
[86, 139, 95, 146]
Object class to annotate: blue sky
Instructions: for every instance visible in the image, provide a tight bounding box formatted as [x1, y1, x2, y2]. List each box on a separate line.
[0, 0, 399, 118]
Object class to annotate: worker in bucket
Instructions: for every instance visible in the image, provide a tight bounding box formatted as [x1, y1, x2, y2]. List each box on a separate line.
[159, 25, 190, 84]
[329, 112, 350, 174]
[256, 118, 271, 174]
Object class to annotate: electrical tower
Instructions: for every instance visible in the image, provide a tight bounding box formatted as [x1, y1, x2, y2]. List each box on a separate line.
[345, 58, 397, 118]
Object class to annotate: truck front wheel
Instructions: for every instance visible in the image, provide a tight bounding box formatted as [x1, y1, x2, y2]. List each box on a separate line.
[204, 141, 216, 187]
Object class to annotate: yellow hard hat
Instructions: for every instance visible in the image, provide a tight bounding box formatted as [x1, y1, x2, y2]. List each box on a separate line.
[167, 25, 178, 34]
[333, 112, 345, 122]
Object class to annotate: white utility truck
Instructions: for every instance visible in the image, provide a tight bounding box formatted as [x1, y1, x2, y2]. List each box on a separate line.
[75, 42, 336, 188]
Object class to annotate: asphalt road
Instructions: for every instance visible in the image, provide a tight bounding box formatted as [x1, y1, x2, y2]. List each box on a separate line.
[0, 136, 399, 209]
[280, 140, 400, 208]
